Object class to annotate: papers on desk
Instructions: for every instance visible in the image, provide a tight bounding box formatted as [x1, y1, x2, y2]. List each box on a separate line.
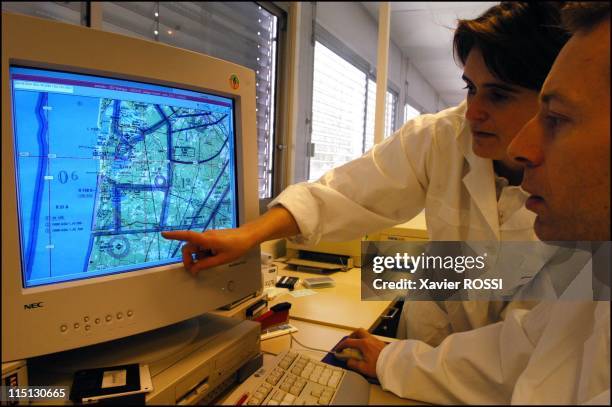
[264, 285, 318, 300]
[289, 289, 317, 298]
[263, 286, 289, 299]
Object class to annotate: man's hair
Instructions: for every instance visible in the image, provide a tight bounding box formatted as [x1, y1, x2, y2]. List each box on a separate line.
[561, 2, 610, 33]
[453, 2, 570, 91]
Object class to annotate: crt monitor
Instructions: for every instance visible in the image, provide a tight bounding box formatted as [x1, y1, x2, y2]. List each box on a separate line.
[2, 12, 262, 362]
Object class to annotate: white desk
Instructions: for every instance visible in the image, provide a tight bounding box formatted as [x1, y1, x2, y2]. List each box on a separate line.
[269, 213, 428, 331]
[268, 264, 392, 331]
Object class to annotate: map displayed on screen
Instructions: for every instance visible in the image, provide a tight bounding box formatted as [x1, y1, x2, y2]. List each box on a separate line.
[10, 67, 238, 287]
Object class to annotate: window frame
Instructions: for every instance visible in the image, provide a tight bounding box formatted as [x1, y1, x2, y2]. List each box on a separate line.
[374, 78, 399, 137]
[257, 1, 287, 211]
[1, 1, 87, 26]
[308, 24, 399, 179]
[403, 94, 424, 123]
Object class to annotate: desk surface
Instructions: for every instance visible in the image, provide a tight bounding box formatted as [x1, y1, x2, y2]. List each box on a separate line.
[268, 264, 392, 331]
[221, 319, 421, 405]
[219, 263, 424, 405]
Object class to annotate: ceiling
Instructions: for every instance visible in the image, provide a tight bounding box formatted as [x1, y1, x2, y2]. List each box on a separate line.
[361, 2, 496, 106]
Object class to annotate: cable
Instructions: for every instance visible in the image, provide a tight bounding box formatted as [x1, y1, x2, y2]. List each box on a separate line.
[261, 350, 279, 356]
[289, 333, 330, 354]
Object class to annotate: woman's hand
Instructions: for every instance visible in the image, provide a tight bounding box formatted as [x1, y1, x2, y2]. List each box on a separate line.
[162, 227, 256, 275]
[161, 205, 300, 275]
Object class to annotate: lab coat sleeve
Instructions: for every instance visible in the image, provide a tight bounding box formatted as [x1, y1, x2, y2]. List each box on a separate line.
[268, 109, 462, 245]
[376, 307, 535, 404]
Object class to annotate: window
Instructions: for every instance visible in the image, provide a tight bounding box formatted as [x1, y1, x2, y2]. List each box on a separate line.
[403, 103, 421, 123]
[309, 42, 367, 181]
[1, 2, 84, 25]
[309, 41, 398, 181]
[364, 79, 397, 151]
[100, 2, 282, 199]
[385, 91, 398, 138]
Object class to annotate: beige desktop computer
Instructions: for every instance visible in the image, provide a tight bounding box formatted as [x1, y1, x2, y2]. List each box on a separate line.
[27, 314, 261, 405]
[3, 11, 264, 404]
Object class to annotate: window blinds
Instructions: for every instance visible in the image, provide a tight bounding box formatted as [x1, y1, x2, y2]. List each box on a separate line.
[310, 38, 398, 181]
[1, 1, 83, 25]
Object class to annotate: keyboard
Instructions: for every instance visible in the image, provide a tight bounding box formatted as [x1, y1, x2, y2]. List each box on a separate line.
[234, 350, 370, 405]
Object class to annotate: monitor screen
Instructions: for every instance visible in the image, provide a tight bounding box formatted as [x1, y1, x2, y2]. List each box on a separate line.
[10, 66, 238, 288]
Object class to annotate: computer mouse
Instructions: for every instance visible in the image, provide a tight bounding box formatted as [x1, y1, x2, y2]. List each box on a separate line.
[333, 347, 363, 361]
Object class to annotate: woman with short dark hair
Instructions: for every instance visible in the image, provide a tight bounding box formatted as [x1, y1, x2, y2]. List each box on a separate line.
[163, 0, 571, 372]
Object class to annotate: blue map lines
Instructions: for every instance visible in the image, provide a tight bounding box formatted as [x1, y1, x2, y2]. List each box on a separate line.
[86, 99, 236, 273]
[23, 93, 50, 280]
[11, 67, 237, 287]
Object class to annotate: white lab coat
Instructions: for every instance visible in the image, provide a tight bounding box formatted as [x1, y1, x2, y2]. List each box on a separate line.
[271, 101, 537, 244]
[376, 263, 611, 404]
[271, 101, 549, 344]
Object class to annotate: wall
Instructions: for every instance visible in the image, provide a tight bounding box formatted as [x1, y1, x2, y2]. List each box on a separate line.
[316, 2, 444, 116]
[315, 2, 402, 93]
[281, 2, 448, 183]
[405, 58, 441, 113]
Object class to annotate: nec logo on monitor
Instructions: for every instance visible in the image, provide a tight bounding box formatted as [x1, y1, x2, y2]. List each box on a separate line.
[24, 302, 44, 310]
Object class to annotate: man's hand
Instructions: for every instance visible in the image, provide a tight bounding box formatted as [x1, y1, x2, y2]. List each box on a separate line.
[161, 228, 254, 275]
[335, 328, 387, 378]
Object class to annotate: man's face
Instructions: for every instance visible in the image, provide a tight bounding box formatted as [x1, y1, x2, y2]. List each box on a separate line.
[508, 21, 611, 241]
[462, 47, 540, 172]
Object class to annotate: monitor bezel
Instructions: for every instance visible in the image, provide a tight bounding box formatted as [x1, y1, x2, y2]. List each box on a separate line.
[9, 64, 241, 289]
[2, 11, 262, 362]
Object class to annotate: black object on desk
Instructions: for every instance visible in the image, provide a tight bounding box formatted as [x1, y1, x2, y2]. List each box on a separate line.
[276, 276, 299, 290]
[69, 363, 149, 404]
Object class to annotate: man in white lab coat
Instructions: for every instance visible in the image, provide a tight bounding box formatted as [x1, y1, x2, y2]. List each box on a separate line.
[163, 2, 570, 346]
[337, 3, 610, 403]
